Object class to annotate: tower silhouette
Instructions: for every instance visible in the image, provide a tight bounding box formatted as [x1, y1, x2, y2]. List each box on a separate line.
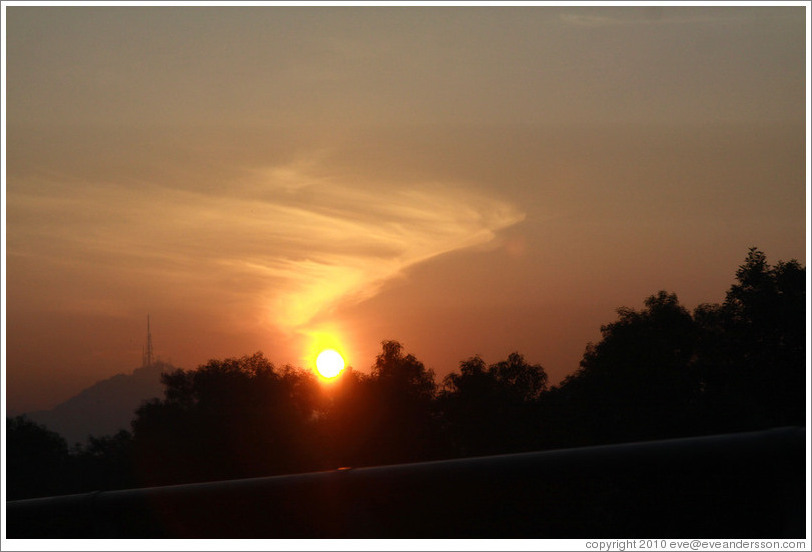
[142, 315, 154, 368]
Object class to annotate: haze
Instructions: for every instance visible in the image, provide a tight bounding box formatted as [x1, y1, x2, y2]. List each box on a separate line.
[4, 5, 807, 413]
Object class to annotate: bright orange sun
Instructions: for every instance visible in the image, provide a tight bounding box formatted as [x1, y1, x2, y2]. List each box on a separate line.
[316, 349, 345, 379]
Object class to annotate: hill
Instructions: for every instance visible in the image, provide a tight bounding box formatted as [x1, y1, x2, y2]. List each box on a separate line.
[26, 362, 173, 446]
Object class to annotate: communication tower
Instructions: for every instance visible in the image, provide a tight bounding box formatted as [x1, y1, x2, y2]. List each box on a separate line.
[142, 314, 154, 367]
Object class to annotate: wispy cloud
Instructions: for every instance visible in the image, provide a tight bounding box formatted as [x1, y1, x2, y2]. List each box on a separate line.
[215, 164, 526, 329]
[8, 156, 525, 333]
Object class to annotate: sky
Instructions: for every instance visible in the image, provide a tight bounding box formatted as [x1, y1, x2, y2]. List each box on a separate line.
[3, 3, 808, 414]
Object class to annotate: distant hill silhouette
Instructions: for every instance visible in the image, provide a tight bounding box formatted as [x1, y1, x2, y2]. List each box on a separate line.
[26, 362, 172, 446]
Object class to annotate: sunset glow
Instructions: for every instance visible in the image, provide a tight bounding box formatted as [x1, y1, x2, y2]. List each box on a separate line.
[316, 349, 345, 379]
[4, 5, 805, 419]
[303, 328, 351, 382]
[3, 5, 807, 540]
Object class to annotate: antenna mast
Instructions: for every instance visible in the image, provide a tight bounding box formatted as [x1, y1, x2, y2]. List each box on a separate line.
[142, 314, 154, 367]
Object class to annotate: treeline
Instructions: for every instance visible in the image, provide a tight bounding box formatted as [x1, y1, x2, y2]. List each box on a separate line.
[6, 248, 806, 499]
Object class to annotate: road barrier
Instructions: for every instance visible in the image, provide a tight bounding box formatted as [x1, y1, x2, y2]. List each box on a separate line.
[6, 427, 806, 538]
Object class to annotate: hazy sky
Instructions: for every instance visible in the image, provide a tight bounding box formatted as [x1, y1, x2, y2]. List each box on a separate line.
[4, 4, 808, 413]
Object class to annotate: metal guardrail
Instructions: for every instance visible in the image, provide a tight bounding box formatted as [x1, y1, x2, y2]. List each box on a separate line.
[6, 427, 806, 538]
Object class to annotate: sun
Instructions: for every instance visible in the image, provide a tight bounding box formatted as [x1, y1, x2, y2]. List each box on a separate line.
[316, 349, 345, 379]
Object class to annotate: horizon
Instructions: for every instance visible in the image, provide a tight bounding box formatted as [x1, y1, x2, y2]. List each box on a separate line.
[7, 244, 804, 419]
[4, 4, 808, 416]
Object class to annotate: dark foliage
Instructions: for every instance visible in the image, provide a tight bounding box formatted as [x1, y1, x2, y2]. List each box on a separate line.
[694, 248, 806, 430]
[6, 416, 72, 500]
[6, 248, 805, 500]
[552, 291, 701, 445]
[362, 340, 441, 464]
[440, 353, 547, 456]
[71, 430, 137, 493]
[130, 352, 322, 486]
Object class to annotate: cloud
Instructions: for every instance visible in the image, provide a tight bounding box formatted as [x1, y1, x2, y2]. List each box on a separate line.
[218, 164, 526, 329]
[8, 156, 525, 333]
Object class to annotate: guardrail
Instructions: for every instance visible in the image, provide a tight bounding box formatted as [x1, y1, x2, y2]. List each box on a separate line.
[6, 427, 806, 538]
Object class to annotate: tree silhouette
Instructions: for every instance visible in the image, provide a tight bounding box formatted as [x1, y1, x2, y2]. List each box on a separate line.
[440, 352, 548, 456]
[491, 351, 548, 401]
[372, 340, 437, 401]
[694, 248, 806, 431]
[6, 416, 72, 499]
[71, 430, 136, 493]
[362, 340, 441, 465]
[555, 291, 700, 445]
[313, 365, 375, 468]
[551, 249, 805, 446]
[131, 352, 321, 486]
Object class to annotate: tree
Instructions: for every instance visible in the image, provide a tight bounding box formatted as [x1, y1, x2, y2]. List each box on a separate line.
[694, 248, 806, 429]
[491, 352, 548, 402]
[557, 291, 700, 444]
[315, 366, 377, 468]
[71, 430, 136, 493]
[372, 340, 437, 401]
[309, 341, 439, 468]
[131, 353, 322, 486]
[357, 340, 440, 465]
[440, 353, 548, 456]
[6, 416, 72, 499]
[555, 249, 806, 445]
